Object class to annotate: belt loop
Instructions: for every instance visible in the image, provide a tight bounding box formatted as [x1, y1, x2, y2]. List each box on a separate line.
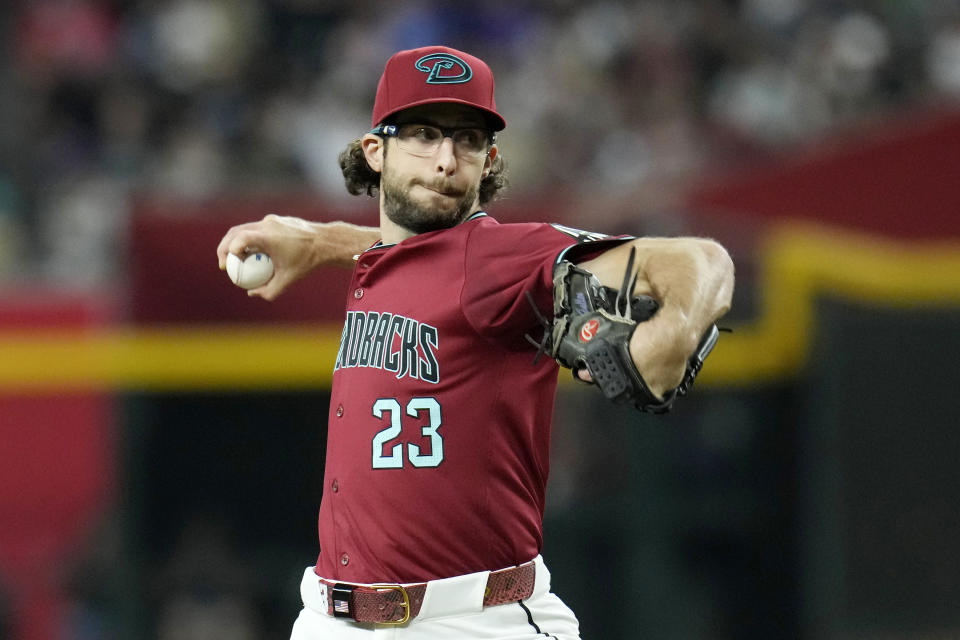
[417, 569, 489, 619]
[531, 555, 550, 598]
[331, 583, 355, 618]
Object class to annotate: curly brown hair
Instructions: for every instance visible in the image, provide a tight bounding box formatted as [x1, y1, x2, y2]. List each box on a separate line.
[338, 138, 507, 205]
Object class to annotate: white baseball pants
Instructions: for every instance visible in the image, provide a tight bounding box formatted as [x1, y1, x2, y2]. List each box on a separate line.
[289, 555, 581, 639]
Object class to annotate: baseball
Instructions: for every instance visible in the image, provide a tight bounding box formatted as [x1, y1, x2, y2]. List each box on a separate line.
[226, 252, 274, 289]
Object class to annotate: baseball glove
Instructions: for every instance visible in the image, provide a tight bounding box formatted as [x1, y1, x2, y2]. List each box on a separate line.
[527, 247, 719, 413]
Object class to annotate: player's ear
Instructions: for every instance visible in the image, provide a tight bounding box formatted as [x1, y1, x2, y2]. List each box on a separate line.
[361, 134, 384, 173]
[481, 144, 497, 179]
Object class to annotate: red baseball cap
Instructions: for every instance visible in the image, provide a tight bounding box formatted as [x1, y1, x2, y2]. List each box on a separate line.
[371, 45, 506, 131]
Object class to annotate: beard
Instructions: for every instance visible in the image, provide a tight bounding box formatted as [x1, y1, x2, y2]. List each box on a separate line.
[380, 160, 480, 236]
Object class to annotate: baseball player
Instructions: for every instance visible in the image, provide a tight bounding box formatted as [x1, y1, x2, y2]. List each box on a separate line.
[217, 45, 734, 639]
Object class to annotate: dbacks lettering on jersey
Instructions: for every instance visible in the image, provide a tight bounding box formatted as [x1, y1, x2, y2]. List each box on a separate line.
[335, 310, 440, 383]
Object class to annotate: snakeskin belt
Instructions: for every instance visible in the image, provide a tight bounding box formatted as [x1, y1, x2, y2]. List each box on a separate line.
[320, 561, 537, 625]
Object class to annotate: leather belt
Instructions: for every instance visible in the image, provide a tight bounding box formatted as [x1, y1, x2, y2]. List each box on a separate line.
[320, 561, 537, 625]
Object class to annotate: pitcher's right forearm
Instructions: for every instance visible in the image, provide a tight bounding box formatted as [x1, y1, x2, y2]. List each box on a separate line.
[217, 214, 382, 301]
[310, 221, 381, 269]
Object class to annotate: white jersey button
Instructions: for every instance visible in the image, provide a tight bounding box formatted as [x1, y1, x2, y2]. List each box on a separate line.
[354, 288, 364, 299]
[340, 553, 349, 566]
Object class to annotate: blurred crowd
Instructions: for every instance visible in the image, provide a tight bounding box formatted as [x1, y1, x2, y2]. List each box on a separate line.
[1, 0, 960, 287]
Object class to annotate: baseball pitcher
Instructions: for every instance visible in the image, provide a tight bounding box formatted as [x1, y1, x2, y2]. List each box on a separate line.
[217, 45, 734, 639]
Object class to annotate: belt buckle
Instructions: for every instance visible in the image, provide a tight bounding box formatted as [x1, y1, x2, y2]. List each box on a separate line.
[371, 583, 411, 625]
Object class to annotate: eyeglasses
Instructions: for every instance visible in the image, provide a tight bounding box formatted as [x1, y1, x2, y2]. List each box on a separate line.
[372, 123, 493, 158]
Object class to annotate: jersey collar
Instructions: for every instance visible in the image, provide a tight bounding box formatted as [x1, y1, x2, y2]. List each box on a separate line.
[363, 211, 490, 252]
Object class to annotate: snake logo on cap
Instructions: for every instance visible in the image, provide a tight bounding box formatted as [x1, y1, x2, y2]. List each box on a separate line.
[415, 53, 473, 84]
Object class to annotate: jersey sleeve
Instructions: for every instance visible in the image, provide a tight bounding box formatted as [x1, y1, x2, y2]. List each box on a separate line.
[460, 221, 628, 348]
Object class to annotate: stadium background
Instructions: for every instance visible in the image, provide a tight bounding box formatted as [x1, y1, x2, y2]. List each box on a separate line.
[1, 1, 959, 639]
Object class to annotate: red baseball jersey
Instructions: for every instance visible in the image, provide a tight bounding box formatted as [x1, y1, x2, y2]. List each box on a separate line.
[314, 213, 623, 583]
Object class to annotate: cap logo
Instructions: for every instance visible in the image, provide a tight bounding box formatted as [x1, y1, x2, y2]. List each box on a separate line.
[415, 53, 473, 84]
